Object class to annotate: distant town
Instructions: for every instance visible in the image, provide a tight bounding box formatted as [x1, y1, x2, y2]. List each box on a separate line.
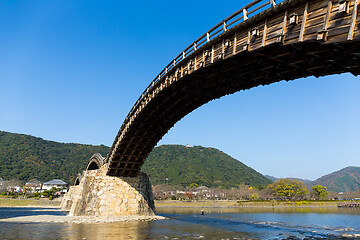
[0, 178, 68, 199]
[2, 175, 359, 203]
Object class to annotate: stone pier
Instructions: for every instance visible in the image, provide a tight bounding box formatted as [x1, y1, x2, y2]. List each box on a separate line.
[61, 164, 155, 216]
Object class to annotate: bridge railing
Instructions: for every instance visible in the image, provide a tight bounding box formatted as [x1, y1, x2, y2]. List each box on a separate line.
[123, 0, 284, 130]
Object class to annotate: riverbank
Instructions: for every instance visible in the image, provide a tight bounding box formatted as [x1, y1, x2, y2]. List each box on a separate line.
[0, 198, 165, 223]
[0, 205, 165, 223]
[1, 198, 354, 208]
[155, 200, 357, 208]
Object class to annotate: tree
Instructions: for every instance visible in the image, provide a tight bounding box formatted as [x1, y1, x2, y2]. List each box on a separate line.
[185, 191, 194, 200]
[189, 183, 199, 189]
[250, 193, 259, 200]
[4, 179, 22, 197]
[267, 178, 308, 200]
[311, 185, 329, 200]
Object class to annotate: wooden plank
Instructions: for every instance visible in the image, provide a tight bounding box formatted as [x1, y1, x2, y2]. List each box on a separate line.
[213, 41, 223, 61]
[278, 10, 289, 43]
[267, 15, 286, 28]
[246, 29, 251, 51]
[299, 1, 310, 41]
[328, 15, 353, 28]
[233, 33, 237, 55]
[235, 31, 248, 46]
[323, 0, 333, 30]
[285, 17, 302, 41]
[307, 15, 326, 26]
[327, 25, 350, 37]
[355, 10, 360, 38]
[267, 24, 283, 34]
[304, 24, 325, 35]
[348, 0, 359, 40]
[289, 5, 309, 16]
[204, 49, 212, 66]
[330, 5, 353, 17]
[235, 31, 248, 54]
[327, 32, 349, 42]
[308, 0, 329, 12]
[304, 32, 319, 40]
[307, 7, 328, 20]
[283, 37, 300, 45]
[285, 31, 302, 40]
[267, 28, 284, 39]
[250, 24, 265, 48]
[262, 19, 268, 47]
[224, 39, 234, 58]
[266, 37, 280, 45]
[330, 4, 340, 13]
[211, 44, 214, 63]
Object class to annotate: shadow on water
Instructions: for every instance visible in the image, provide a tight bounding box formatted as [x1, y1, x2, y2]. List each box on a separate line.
[0, 207, 66, 219]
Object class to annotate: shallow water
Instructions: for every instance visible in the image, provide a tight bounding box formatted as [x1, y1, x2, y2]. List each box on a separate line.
[0, 207, 359, 239]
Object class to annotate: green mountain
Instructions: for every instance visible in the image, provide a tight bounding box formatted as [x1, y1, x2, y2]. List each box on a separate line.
[312, 166, 360, 192]
[0, 131, 271, 188]
[0, 131, 109, 184]
[266, 167, 360, 193]
[142, 145, 272, 188]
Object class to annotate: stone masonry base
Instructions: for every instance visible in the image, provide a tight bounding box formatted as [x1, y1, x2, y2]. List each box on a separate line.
[60, 165, 155, 216]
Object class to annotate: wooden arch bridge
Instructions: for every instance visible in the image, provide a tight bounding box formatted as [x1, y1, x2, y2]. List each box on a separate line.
[102, 0, 359, 177]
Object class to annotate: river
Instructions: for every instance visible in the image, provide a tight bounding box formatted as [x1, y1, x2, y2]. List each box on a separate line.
[0, 206, 359, 239]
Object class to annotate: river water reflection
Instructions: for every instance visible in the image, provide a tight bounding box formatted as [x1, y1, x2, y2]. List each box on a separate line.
[0, 207, 359, 239]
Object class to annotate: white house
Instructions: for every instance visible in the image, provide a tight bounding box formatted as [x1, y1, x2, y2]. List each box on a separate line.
[42, 179, 67, 191]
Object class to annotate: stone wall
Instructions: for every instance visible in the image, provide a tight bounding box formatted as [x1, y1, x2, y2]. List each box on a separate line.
[60, 185, 78, 210]
[61, 165, 155, 216]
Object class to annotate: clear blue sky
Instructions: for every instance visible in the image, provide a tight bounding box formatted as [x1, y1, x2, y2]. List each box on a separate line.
[1, 0, 359, 180]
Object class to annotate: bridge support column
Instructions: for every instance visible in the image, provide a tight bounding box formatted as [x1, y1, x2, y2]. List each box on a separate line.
[61, 165, 155, 216]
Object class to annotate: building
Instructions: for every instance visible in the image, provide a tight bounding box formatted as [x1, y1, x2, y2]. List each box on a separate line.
[25, 179, 42, 193]
[42, 179, 68, 191]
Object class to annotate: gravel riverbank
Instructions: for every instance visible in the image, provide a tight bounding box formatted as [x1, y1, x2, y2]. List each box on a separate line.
[0, 206, 166, 223]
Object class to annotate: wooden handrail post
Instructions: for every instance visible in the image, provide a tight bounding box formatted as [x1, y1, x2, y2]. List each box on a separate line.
[243, 8, 248, 20]
[223, 21, 227, 31]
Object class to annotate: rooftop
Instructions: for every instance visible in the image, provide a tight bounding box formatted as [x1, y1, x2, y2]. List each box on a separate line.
[43, 179, 67, 185]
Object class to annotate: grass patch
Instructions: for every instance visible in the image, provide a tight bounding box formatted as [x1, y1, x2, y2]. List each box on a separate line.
[0, 198, 60, 207]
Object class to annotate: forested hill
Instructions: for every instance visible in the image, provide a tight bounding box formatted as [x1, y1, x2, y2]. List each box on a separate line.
[312, 166, 360, 192]
[142, 145, 272, 188]
[0, 131, 109, 184]
[0, 131, 271, 188]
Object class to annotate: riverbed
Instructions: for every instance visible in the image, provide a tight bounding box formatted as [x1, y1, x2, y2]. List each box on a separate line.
[0, 206, 359, 239]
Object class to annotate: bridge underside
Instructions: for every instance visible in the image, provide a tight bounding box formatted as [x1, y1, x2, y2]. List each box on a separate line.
[107, 40, 360, 177]
[106, 0, 360, 177]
